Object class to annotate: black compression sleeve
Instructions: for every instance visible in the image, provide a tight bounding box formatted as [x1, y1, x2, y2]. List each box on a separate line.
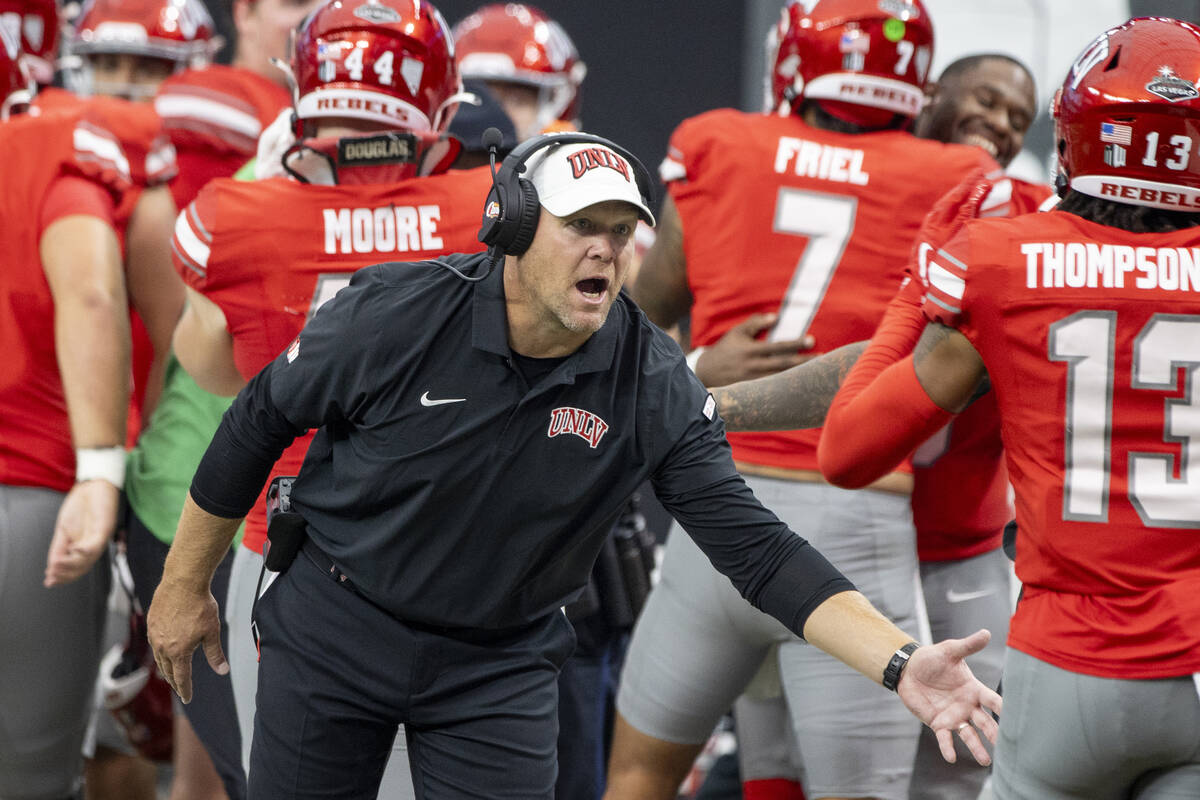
[189, 368, 305, 519]
[754, 540, 856, 639]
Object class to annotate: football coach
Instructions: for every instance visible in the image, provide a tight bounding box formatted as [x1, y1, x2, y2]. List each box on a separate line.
[149, 131, 1001, 798]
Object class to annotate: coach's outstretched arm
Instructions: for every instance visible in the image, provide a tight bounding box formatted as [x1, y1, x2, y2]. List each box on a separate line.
[802, 589, 1000, 765]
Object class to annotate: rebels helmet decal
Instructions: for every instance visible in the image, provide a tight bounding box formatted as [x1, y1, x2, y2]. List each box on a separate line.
[294, 0, 460, 133]
[767, 0, 933, 127]
[1055, 17, 1200, 211]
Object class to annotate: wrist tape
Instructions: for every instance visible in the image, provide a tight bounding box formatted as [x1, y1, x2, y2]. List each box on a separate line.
[76, 446, 126, 489]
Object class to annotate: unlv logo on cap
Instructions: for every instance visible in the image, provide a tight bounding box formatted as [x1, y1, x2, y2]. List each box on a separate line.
[567, 147, 631, 182]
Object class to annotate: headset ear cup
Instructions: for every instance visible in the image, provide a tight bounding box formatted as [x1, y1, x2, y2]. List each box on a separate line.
[505, 178, 541, 256]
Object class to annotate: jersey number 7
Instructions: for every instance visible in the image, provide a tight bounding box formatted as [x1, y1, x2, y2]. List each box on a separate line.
[768, 187, 858, 342]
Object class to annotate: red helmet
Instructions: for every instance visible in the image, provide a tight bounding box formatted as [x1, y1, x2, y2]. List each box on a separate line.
[453, 4, 586, 133]
[293, 0, 461, 134]
[1053, 17, 1200, 211]
[0, 15, 33, 117]
[69, 0, 215, 64]
[0, 0, 57, 86]
[767, 0, 933, 127]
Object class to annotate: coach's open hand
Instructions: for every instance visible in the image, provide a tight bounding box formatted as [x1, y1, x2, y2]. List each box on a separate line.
[147, 576, 229, 704]
[897, 629, 1002, 766]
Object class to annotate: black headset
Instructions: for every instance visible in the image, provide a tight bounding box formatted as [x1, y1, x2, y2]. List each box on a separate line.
[477, 129, 655, 259]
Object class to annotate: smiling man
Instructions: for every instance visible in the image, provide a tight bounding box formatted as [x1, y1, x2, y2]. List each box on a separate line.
[149, 132, 1004, 798]
[916, 54, 1035, 167]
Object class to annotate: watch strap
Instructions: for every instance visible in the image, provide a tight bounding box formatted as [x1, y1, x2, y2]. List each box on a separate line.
[882, 641, 921, 692]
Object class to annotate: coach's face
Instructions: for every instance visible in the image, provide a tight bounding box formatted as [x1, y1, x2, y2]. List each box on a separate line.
[506, 201, 638, 356]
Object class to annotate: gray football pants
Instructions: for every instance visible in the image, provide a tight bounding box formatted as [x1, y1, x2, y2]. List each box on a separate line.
[993, 648, 1200, 800]
[617, 476, 922, 800]
[0, 485, 110, 800]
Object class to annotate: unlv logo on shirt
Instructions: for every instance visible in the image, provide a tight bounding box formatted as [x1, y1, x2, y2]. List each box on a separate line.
[567, 148, 631, 182]
[547, 406, 609, 448]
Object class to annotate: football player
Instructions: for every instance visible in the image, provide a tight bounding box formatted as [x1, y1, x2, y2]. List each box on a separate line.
[453, 2, 585, 140]
[120, 0, 324, 794]
[162, 1, 489, 795]
[819, 17, 1200, 799]
[0, 35, 172, 799]
[716, 51, 1047, 800]
[61, 0, 216, 100]
[607, 2, 999, 799]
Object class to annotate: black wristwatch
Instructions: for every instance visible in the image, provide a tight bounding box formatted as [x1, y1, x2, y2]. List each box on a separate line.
[882, 642, 921, 692]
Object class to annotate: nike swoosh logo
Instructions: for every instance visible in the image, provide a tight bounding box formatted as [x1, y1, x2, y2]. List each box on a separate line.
[420, 391, 466, 407]
[946, 588, 997, 604]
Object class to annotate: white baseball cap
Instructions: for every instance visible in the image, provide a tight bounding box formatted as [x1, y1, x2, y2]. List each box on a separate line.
[526, 141, 656, 227]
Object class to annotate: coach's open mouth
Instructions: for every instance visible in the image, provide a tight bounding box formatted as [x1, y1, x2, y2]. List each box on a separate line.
[576, 277, 609, 303]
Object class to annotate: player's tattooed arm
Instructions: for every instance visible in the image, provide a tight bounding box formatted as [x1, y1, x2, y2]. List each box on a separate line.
[713, 341, 867, 431]
[631, 196, 692, 330]
[912, 322, 987, 414]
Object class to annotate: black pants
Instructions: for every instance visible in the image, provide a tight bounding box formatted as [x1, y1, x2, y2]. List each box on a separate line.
[248, 542, 577, 799]
[123, 504, 245, 800]
[555, 613, 629, 800]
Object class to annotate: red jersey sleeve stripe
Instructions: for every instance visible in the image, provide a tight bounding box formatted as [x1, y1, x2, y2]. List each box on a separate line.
[173, 205, 210, 276]
[927, 260, 965, 302]
[171, 235, 206, 281]
[187, 201, 213, 244]
[72, 121, 132, 184]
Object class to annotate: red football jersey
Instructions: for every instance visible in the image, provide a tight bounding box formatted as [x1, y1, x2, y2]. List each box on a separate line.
[0, 109, 132, 490]
[32, 88, 178, 443]
[922, 208, 1200, 678]
[911, 176, 1053, 561]
[33, 87, 177, 228]
[154, 65, 291, 208]
[665, 108, 996, 471]
[172, 168, 495, 552]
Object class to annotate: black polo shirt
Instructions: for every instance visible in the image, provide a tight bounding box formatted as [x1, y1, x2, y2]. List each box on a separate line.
[192, 252, 854, 630]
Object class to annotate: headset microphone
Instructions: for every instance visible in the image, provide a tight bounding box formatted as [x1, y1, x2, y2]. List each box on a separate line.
[433, 126, 506, 283]
[482, 126, 505, 170]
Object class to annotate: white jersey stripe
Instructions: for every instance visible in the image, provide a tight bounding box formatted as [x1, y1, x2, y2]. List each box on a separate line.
[72, 124, 131, 182]
[658, 157, 686, 183]
[173, 209, 211, 272]
[928, 262, 965, 300]
[145, 143, 177, 181]
[980, 178, 1013, 212]
[155, 94, 262, 141]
